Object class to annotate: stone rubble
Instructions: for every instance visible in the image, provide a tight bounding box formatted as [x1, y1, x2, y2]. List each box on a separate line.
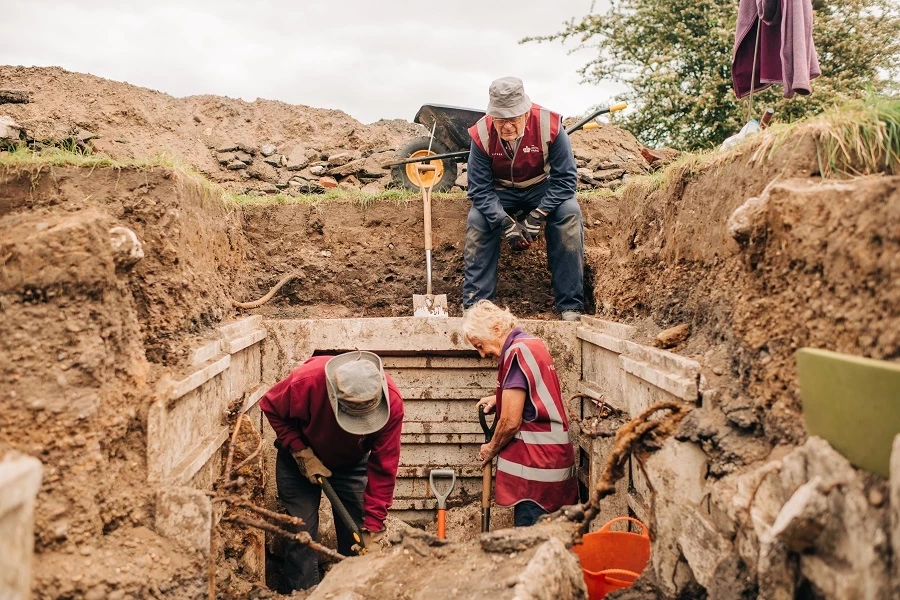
[652, 435, 898, 599]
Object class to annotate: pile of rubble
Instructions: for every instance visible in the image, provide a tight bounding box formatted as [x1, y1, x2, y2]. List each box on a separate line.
[0, 113, 98, 154]
[212, 142, 401, 195]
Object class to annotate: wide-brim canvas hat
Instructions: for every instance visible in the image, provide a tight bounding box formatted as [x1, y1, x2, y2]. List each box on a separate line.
[325, 351, 390, 436]
[486, 76, 532, 119]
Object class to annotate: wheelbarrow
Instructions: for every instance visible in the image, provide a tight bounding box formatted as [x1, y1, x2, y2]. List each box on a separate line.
[384, 102, 627, 192]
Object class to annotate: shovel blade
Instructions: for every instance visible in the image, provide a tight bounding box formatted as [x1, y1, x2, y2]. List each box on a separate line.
[413, 294, 448, 317]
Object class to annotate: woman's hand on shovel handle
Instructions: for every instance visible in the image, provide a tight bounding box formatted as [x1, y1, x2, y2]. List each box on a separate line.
[479, 443, 495, 466]
[477, 395, 497, 414]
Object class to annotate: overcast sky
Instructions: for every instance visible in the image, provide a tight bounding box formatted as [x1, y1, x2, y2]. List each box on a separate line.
[2, 0, 625, 124]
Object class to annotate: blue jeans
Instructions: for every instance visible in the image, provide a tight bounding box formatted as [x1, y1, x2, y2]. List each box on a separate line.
[276, 449, 367, 591]
[514, 500, 549, 527]
[463, 181, 584, 313]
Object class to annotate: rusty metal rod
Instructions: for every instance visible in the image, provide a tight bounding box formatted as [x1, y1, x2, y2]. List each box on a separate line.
[225, 516, 346, 562]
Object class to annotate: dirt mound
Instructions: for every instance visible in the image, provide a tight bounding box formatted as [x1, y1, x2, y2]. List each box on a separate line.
[0, 66, 649, 195]
[0, 66, 427, 193]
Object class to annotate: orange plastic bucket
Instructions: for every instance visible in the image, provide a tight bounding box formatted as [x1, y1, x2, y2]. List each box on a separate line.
[572, 517, 650, 599]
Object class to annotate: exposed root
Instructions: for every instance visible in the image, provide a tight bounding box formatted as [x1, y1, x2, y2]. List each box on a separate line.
[207, 408, 345, 599]
[548, 401, 692, 537]
[224, 516, 346, 562]
[228, 270, 302, 309]
[222, 413, 264, 489]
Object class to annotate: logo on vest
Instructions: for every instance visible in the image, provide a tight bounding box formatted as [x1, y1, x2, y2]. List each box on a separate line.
[521, 145, 541, 154]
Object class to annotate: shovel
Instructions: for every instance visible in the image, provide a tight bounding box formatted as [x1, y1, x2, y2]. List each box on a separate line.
[479, 406, 497, 532]
[429, 468, 456, 539]
[412, 163, 448, 317]
[315, 474, 367, 555]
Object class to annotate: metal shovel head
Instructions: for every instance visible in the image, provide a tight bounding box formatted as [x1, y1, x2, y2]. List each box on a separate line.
[413, 293, 448, 317]
[429, 468, 456, 509]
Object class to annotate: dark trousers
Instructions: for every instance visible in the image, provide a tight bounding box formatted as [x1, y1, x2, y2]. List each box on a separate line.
[463, 181, 585, 313]
[514, 500, 549, 527]
[275, 449, 367, 591]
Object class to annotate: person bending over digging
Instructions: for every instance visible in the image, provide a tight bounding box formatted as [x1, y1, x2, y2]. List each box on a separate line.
[463, 76, 583, 321]
[463, 300, 578, 526]
[260, 350, 404, 591]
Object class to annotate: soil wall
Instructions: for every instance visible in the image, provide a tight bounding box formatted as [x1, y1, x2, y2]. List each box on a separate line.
[590, 141, 900, 448]
[0, 166, 243, 597]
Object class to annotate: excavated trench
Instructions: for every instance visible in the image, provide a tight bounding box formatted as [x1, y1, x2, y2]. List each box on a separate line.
[2, 141, 899, 599]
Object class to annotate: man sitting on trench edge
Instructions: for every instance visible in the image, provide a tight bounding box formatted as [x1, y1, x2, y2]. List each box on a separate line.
[260, 350, 404, 591]
[463, 76, 583, 321]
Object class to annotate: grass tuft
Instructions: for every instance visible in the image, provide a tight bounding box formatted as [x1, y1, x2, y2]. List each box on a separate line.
[751, 94, 900, 176]
[621, 94, 900, 196]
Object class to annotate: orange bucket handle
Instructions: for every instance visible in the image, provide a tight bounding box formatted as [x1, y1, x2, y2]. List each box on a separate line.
[598, 517, 650, 539]
[599, 568, 641, 582]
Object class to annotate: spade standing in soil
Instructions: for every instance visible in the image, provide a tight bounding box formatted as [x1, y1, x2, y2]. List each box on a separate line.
[463, 300, 578, 526]
[259, 351, 405, 591]
[463, 76, 584, 321]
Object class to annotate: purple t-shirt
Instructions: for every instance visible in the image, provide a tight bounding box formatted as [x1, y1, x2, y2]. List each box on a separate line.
[500, 328, 537, 422]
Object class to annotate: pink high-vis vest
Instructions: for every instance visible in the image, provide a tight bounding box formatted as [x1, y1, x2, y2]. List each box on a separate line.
[468, 103, 562, 189]
[493, 332, 578, 512]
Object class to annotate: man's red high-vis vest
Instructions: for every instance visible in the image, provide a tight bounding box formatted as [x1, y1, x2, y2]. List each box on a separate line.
[468, 103, 562, 189]
[493, 332, 578, 512]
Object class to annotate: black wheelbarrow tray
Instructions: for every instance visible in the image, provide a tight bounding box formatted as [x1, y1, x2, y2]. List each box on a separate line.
[384, 102, 626, 191]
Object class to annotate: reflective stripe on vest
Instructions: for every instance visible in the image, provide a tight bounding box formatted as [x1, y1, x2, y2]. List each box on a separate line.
[509, 341, 565, 430]
[514, 429, 572, 445]
[497, 457, 575, 482]
[475, 118, 491, 157]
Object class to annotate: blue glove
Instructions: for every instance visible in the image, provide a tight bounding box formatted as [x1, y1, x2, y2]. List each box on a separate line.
[502, 216, 531, 252]
[521, 208, 547, 243]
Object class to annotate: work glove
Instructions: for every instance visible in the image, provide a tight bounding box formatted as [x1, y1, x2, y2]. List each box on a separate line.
[521, 208, 547, 243]
[502, 216, 531, 252]
[292, 448, 332, 484]
[360, 528, 386, 554]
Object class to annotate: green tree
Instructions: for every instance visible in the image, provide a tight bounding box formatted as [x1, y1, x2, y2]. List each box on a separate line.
[526, 0, 900, 150]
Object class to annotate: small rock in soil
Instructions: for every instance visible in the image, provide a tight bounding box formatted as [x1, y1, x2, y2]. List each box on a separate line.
[655, 323, 691, 348]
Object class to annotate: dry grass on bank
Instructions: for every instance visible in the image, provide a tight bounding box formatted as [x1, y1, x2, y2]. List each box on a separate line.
[624, 94, 900, 195]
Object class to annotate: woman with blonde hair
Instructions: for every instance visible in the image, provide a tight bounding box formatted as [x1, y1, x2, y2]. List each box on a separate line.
[462, 300, 577, 526]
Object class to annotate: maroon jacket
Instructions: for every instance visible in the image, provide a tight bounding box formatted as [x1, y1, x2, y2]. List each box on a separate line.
[259, 356, 404, 532]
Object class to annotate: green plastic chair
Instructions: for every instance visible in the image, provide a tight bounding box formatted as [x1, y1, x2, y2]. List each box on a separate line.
[797, 348, 900, 478]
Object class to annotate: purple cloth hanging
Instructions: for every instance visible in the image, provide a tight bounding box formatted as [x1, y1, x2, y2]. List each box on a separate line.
[733, 0, 821, 99]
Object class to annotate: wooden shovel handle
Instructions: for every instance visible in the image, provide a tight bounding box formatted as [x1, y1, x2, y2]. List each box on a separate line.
[482, 464, 492, 508]
[422, 184, 432, 252]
